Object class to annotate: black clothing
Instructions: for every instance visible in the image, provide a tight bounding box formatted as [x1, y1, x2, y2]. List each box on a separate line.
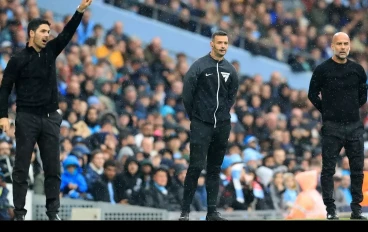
[0, 10, 84, 216]
[181, 53, 239, 214]
[181, 118, 232, 212]
[0, 10, 84, 118]
[13, 111, 63, 215]
[308, 58, 367, 123]
[308, 58, 368, 214]
[320, 120, 365, 213]
[90, 175, 119, 203]
[182, 53, 239, 127]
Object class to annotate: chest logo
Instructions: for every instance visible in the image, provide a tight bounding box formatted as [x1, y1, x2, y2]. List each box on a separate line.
[221, 72, 230, 82]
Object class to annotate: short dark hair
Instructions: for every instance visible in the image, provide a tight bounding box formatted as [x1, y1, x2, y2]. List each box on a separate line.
[211, 30, 228, 41]
[27, 18, 51, 38]
[103, 159, 116, 169]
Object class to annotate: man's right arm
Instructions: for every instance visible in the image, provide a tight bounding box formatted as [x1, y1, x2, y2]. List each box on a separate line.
[182, 61, 200, 120]
[307, 65, 323, 112]
[0, 57, 18, 118]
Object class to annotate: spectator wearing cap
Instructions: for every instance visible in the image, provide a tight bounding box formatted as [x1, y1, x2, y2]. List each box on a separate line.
[218, 164, 255, 211]
[243, 135, 263, 168]
[60, 120, 71, 139]
[70, 143, 91, 173]
[220, 155, 233, 188]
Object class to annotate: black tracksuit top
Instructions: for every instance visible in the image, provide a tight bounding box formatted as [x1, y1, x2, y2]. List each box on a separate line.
[0, 10, 84, 118]
[182, 53, 239, 127]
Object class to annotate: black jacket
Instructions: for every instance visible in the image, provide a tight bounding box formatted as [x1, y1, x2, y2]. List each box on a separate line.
[0, 10, 84, 118]
[182, 53, 239, 127]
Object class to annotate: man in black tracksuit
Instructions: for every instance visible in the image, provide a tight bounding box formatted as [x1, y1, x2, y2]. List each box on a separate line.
[0, 0, 93, 220]
[179, 31, 239, 221]
[308, 32, 367, 220]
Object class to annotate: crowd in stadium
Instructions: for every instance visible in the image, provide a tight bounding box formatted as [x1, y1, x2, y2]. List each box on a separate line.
[1, 0, 368, 220]
[106, 0, 368, 73]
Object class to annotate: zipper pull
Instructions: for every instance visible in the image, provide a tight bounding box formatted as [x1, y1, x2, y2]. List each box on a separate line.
[48, 113, 49, 117]
[38, 53, 40, 57]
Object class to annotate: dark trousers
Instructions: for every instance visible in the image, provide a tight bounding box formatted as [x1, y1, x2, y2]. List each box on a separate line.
[181, 119, 231, 213]
[320, 120, 364, 213]
[12, 111, 62, 216]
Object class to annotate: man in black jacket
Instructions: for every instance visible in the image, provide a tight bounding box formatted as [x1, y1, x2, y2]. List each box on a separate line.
[308, 32, 367, 220]
[0, 0, 93, 221]
[179, 31, 239, 221]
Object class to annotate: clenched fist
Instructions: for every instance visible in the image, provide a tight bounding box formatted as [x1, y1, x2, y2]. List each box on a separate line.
[78, 0, 93, 12]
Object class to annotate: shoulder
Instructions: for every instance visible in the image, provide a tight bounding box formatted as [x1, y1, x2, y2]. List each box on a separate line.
[192, 55, 208, 66]
[8, 49, 25, 61]
[313, 59, 331, 74]
[349, 59, 365, 70]
[224, 59, 237, 73]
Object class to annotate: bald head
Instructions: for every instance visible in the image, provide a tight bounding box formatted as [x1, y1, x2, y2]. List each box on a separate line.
[332, 32, 350, 44]
[331, 31, 350, 63]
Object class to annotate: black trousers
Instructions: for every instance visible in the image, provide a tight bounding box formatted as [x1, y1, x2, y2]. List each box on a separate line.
[181, 119, 231, 213]
[320, 120, 364, 213]
[12, 111, 62, 216]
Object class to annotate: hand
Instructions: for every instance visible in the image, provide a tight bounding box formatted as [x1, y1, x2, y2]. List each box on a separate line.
[78, 0, 92, 11]
[0, 118, 10, 133]
[68, 183, 78, 190]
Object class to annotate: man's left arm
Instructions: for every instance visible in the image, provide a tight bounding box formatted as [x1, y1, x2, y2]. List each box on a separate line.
[48, 0, 92, 56]
[358, 65, 368, 107]
[228, 68, 239, 109]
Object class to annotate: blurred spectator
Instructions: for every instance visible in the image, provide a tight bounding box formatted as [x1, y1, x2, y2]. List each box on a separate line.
[0, 168, 13, 220]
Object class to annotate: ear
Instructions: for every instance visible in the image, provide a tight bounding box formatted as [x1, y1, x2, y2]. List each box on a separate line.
[30, 30, 35, 38]
[210, 41, 214, 48]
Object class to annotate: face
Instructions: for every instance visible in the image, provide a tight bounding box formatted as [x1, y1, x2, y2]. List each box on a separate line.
[128, 161, 139, 174]
[210, 35, 228, 58]
[30, 23, 50, 50]
[105, 165, 117, 180]
[92, 153, 105, 169]
[331, 33, 350, 61]
[154, 170, 168, 186]
[67, 165, 77, 174]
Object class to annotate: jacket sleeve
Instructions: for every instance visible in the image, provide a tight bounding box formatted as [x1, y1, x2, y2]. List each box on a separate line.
[358, 65, 367, 107]
[228, 67, 239, 108]
[0, 57, 18, 118]
[182, 60, 200, 119]
[307, 65, 323, 112]
[47, 10, 84, 57]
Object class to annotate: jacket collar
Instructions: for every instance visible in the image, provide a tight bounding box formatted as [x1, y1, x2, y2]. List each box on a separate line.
[25, 42, 41, 53]
[207, 52, 224, 63]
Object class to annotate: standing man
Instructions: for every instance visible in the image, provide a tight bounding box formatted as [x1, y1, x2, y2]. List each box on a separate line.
[308, 32, 367, 220]
[0, 0, 93, 221]
[180, 31, 239, 221]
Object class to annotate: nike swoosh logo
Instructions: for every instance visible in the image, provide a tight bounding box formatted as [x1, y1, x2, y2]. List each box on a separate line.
[205, 73, 213, 76]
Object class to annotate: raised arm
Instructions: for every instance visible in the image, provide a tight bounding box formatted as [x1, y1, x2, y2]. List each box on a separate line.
[47, 0, 93, 57]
